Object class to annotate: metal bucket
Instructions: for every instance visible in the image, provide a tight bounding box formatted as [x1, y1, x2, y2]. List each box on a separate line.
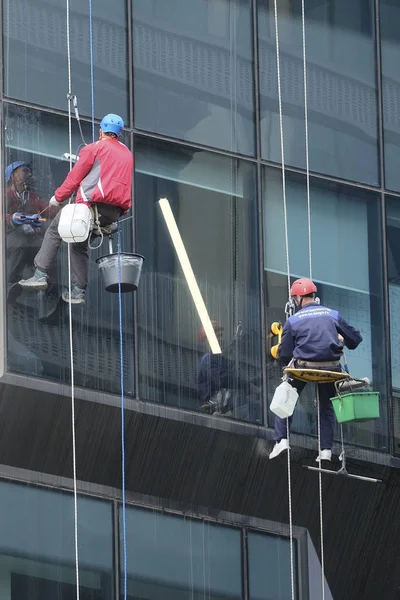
[96, 252, 144, 293]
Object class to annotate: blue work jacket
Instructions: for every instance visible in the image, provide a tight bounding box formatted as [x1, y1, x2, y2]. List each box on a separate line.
[278, 302, 362, 364]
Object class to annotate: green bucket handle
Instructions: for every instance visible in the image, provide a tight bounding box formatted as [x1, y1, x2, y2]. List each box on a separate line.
[333, 377, 370, 411]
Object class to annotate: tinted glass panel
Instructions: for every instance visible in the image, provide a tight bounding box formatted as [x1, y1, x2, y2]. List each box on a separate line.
[5, 105, 135, 397]
[386, 197, 400, 453]
[4, 0, 128, 121]
[263, 167, 387, 450]
[0, 482, 113, 599]
[258, 0, 378, 184]
[123, 507, 242, 599]
[135, 137, 262, 423]
[248, 532, 297, 600]
[132, 0, 255, 155]
[381, 0, 400, 192]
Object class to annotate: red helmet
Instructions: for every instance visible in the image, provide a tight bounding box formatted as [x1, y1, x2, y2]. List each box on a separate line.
[199, 320, 223, 341]
[290, 278, 317, 297]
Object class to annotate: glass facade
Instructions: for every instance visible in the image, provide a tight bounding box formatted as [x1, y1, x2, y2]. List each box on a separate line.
[258, 0, 379, 185]
[123, 507, 243, 599]
[264, 168, 388, 449]
[248, 531, 297, 600]
[0, 479, 303, 600]
[381, 0, 400, 192]
[132, 0, 255, 155]
[1, 2, 400, 449]
[4, 0, 129, 121]
[4, 105, 135, 395]
[0, 482, 113, 599]
[135, 137, 262, 422]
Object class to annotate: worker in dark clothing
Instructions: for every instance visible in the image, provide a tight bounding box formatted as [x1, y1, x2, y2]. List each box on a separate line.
[19, 114, 133, 305]
[269, 278, 362, 462]
[5, 161, 48, 287]
[198, 321, 232, 414]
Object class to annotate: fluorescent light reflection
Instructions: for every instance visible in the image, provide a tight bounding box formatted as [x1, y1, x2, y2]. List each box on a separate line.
[158, 197, 222, 355]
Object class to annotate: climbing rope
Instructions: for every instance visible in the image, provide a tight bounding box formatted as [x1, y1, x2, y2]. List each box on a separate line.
[272, 2, 294, 599]
[117, 225, 128, 600]
[66, 0, 80, 598]
[302, 0, 312, 280]
[88, 0, 95, 142]
[300, 3, 325, 597]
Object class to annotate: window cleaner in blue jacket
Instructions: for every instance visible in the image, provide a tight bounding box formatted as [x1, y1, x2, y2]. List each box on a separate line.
[269, 278, 363, 463]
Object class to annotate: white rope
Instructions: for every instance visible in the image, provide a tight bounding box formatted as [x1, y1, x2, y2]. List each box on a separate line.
[301, 0, 312, 280]
[66, 0, 80, 597]
[273, 3, 294, 599]
[301, 4, 326, 593]
[316, 389, 325, 600]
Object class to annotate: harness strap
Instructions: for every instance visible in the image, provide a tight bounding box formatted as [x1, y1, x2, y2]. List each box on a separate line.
[296, 360, 340, 368]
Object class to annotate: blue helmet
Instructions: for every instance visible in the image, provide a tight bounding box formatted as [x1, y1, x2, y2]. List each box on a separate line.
[100, 114, 124, 136]
[5, 161, 29, 183]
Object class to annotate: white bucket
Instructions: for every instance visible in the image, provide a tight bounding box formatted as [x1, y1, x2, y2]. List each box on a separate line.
[58, 203, 93, 243]
[270, 381, 299, 418]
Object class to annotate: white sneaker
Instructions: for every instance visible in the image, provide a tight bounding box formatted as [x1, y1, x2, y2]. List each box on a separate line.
[315, 449, 332, 463]
[269, 439, 289, 459]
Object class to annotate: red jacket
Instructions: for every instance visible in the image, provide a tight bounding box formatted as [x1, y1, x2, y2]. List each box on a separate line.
[54, 138, 133, 212]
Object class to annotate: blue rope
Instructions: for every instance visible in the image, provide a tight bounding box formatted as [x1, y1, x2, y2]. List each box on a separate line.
[88, 0, 95, 141]
[117, 225, 128, 600]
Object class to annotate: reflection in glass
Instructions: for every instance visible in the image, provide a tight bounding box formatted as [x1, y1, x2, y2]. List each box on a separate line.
[0, 481, 113, 599]
[135, 138, 262, 424]
[4, 105, 135, 396]
[248, 532, 297, 600]
[3, 0, 128, 121]
[263, 167, 387, 450]
[123, 507, 242, 600]
[258, 0, 378, 184]
[381, 0, 400, 192]
[132, 0, 255, 155]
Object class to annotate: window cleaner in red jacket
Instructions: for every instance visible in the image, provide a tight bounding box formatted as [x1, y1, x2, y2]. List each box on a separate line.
[19, 114, 133, 305]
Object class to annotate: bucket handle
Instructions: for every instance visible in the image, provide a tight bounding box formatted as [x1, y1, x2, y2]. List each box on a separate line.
[334, 377, 370, 411]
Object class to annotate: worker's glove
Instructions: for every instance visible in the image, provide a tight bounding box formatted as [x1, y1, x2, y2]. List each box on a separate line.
[49, 195, 61, 208]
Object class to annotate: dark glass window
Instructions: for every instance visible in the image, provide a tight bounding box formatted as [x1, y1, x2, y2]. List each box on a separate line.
[263, 167, 387, 450]
[386, 197, 400, 453]
[122, 507, 242, 599]
[381, 0, 400, 192]
[132, 0, 255, 155]
[0, 482, 113, 599]
[4, 105, 135, 397]
[248, 531, 297, 600]
[135, 137, 262, 424]
[258, 0, 378, 185]
[3, 0, 128, 122]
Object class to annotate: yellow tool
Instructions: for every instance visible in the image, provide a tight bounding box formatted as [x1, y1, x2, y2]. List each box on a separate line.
[270, 321, 283, 359]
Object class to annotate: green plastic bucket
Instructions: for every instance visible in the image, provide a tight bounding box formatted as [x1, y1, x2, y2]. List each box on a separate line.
[331, 392, 380, 424]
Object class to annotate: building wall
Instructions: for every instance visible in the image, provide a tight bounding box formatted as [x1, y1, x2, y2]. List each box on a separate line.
[1, 1, 400, 599]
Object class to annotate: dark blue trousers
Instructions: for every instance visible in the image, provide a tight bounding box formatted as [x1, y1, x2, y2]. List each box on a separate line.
[273, 377, 337, 450]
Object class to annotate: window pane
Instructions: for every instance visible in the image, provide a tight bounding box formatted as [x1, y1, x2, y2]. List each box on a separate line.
[0, 482, 113, 599]
[132, 0, 255, 155]
[386, 197, 400, 453]
[123, 507, 242, 599]
[5, 105, 135, 397]
[381, 0, 400, 192]
[248, 532, 297, 600]
[135, 137, 262, 424]
[4, 0, 128, 122]
[258, 0, 378, 184]
[263, 167, 388, 450]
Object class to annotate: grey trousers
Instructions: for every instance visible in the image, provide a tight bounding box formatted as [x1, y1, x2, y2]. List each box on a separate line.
[34, 203, 121, 289]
